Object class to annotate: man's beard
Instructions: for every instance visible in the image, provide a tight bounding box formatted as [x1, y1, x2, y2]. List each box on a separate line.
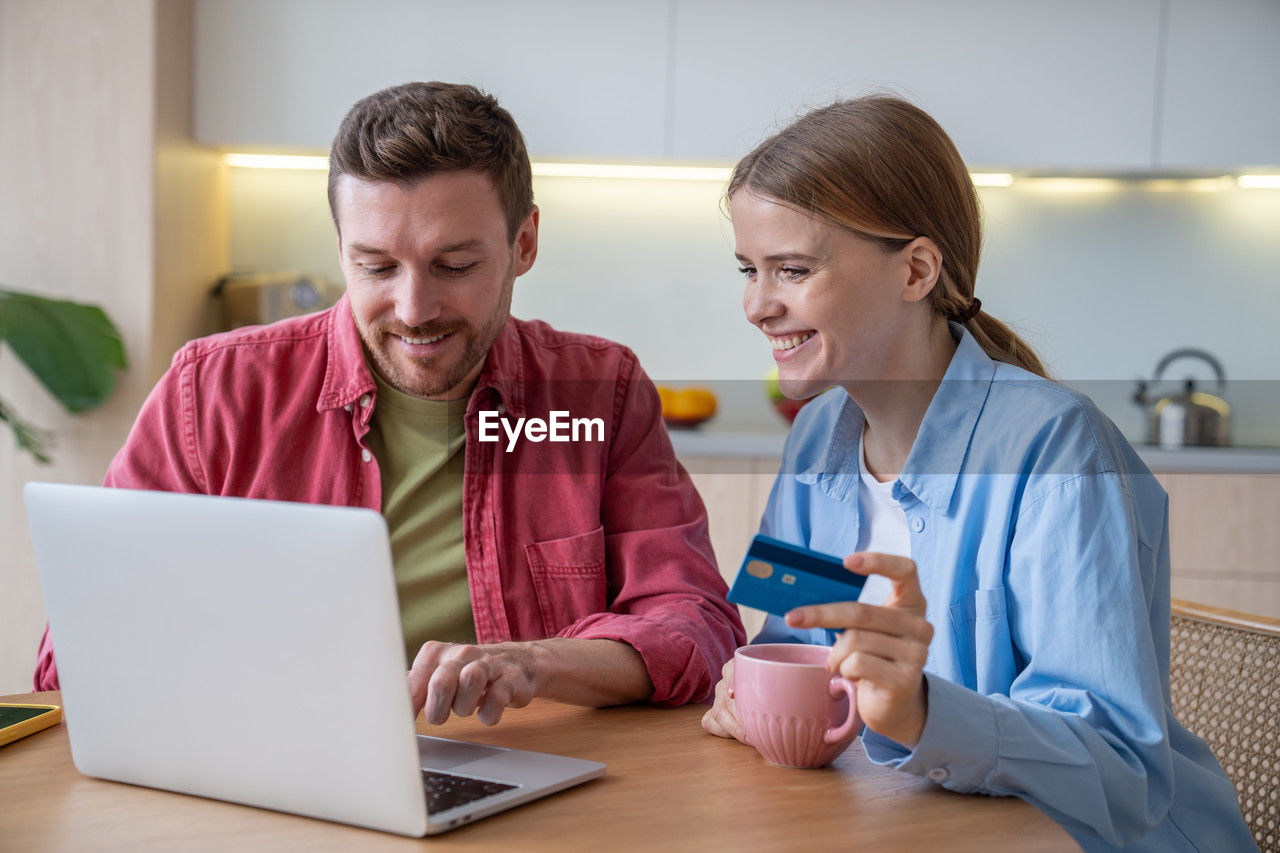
[360, 264, 514, 400]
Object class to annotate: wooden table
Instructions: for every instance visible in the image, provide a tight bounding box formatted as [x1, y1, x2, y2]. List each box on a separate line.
[1, 690, 1077, 851]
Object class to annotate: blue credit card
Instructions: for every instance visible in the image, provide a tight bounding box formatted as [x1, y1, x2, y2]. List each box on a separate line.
[728, 535, 867, 617]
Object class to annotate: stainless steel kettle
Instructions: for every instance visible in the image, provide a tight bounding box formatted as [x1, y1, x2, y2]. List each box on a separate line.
[1132, 349, 1231, 448]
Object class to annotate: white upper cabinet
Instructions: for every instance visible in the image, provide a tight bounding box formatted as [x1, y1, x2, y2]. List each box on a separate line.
[667, 0, 1164, 171]
[193, 0, 670, 160]
[195, 0, 1277, 172]
[1158, 0, 1280, 170]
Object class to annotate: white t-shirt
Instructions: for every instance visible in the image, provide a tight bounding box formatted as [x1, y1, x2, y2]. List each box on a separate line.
[855, 436, 911, 608]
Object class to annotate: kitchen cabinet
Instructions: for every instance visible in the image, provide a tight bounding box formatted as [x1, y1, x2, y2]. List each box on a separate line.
[193, 0, 669, 159]
[194, 0, 1278, 173]
[1157, 0, 1280, 170]
[684, 457, 779, 639]
[1158, 473, 1280, 618]
[668, 0, 1163, 170]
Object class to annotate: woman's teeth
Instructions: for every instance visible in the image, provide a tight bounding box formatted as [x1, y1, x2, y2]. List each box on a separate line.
[771, 331, 815, 351]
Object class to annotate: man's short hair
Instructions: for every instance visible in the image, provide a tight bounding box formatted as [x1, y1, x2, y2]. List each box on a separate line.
[327, 81, 534, 241]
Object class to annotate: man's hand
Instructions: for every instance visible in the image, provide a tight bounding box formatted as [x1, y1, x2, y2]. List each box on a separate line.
[784, 552, 933, 748]
[408, 641, 538, 727]
[700, 659, 747, 742]
[407, 637, 654, 727]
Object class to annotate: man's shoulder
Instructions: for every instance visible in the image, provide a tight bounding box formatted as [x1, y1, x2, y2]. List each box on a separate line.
[511, 316, 635, 355]
[508, 317, 640, 376]
[171, 307, 334, 372]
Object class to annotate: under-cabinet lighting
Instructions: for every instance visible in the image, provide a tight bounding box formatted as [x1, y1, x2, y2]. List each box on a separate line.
[1019, 177, 1124, 193]
[1237, 174, 1280, 189]
[224, 153, 330, 170]
[531, 163, 732, 181]
[220, 154, 1278, 193]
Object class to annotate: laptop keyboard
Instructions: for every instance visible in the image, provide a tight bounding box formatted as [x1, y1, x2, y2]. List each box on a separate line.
[422, 770, 519, 813]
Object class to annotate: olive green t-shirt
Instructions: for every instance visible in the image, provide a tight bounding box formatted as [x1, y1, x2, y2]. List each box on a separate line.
[364, 373, 475, 665]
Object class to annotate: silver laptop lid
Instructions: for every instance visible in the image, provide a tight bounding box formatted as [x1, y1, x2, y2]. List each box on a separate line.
[25, 484, 429, 837]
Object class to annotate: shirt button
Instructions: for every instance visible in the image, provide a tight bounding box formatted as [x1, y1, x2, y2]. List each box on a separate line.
[359, 394, 371, 407]
[928, 767, 949, 783]
[343, 404, 352, 412]
[361, 448, 372, 463]
[911, 517, 926, 533]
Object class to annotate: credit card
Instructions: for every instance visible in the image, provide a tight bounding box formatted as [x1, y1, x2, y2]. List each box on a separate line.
[728, 534, 867, 617]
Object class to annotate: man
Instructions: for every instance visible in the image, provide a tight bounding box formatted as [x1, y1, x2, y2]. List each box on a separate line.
[34, 82, 745, 725]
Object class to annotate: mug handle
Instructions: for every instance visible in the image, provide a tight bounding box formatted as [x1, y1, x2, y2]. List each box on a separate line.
[824, 676, 862, 744]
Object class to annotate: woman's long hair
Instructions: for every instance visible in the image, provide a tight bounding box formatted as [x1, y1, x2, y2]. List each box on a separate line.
[728, 96, 1048, 378]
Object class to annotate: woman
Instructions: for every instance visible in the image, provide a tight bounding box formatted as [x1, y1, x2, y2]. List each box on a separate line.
[701, 96, 1254, 851]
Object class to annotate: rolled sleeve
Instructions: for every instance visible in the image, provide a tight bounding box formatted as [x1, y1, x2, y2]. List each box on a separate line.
[557, 608, 720, 705]
[585, 359, 745, 705]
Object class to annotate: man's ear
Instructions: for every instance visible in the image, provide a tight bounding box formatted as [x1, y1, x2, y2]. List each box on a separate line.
[513, 205, 539, 276]
[901, 236, 943, 304]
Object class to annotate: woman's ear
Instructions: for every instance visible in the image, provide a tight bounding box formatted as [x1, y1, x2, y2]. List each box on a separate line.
[901, 236, 943, 304]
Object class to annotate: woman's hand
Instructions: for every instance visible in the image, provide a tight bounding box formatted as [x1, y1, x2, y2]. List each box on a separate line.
[786, 552, 934, 748]
[700, 659, 747, 742]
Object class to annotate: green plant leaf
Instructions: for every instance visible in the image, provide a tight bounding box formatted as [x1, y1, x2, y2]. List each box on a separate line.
[0, 395, 53, 464]
[0, 287, 127, 413]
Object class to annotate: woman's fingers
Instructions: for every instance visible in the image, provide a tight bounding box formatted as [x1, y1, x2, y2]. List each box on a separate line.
[827, 625, 930, 671]
[845, 552, 926, 613]
[785, 600, 931, 642]
[701, 661, 747, 742]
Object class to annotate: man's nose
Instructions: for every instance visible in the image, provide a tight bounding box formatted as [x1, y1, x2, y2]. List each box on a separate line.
[393, 270, 442, 329]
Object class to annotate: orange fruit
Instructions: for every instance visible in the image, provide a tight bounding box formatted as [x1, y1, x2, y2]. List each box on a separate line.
[656, 386, 675, 418]
[666, 388, 717, 421]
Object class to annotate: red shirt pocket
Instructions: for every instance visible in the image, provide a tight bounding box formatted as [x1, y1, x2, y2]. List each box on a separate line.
[523, 526, 608, 636]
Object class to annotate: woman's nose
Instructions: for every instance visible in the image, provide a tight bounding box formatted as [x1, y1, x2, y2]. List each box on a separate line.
[743, 281, 781, 327]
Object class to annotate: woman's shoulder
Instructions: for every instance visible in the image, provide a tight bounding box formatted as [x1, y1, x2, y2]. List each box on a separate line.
[975, 363, 1144, 480]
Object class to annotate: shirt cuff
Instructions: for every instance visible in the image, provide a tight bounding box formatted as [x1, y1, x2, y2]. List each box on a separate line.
[860, 672, 998, 793]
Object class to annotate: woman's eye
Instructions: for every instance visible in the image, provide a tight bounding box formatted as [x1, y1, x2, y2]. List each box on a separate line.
[360, 264, 394, 278]
[780, 266, 809, 280]
[737, 266, 756, 279]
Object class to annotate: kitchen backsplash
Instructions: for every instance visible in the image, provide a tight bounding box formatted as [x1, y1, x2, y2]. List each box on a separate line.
[228, 168, 1280, 447]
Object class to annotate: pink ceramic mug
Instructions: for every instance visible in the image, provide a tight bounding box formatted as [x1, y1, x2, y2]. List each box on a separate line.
[733, 644, 862, 768]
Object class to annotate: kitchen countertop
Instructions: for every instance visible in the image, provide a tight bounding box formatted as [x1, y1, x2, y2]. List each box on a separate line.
[668, 428, 1280, 474]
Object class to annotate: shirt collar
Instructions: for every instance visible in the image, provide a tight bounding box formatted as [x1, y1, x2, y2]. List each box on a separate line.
[469, 315, 526, 418]
[897, 323, 995, 514]
[316, 295, 526, 417]
[795, 323, 996, 514]
[317, 293, 376, 412]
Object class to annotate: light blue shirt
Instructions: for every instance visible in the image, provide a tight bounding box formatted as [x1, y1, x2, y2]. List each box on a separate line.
[754, 325, 1255, 852]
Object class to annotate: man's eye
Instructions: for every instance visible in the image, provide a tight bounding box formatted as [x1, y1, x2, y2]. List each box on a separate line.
[439, 263, 476, 277]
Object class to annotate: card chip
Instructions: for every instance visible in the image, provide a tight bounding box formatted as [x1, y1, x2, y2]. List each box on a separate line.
[781, 574, 796, 585]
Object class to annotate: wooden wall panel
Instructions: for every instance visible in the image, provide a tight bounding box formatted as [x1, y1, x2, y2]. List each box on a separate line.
[0, 0, 156, 693]
[0, 0, 227, 692]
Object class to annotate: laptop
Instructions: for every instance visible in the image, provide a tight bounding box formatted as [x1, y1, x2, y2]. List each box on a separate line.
[24, 483, 605, 837]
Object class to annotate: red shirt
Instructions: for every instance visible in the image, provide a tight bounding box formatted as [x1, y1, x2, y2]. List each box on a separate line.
[34, 297, 744, 703]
